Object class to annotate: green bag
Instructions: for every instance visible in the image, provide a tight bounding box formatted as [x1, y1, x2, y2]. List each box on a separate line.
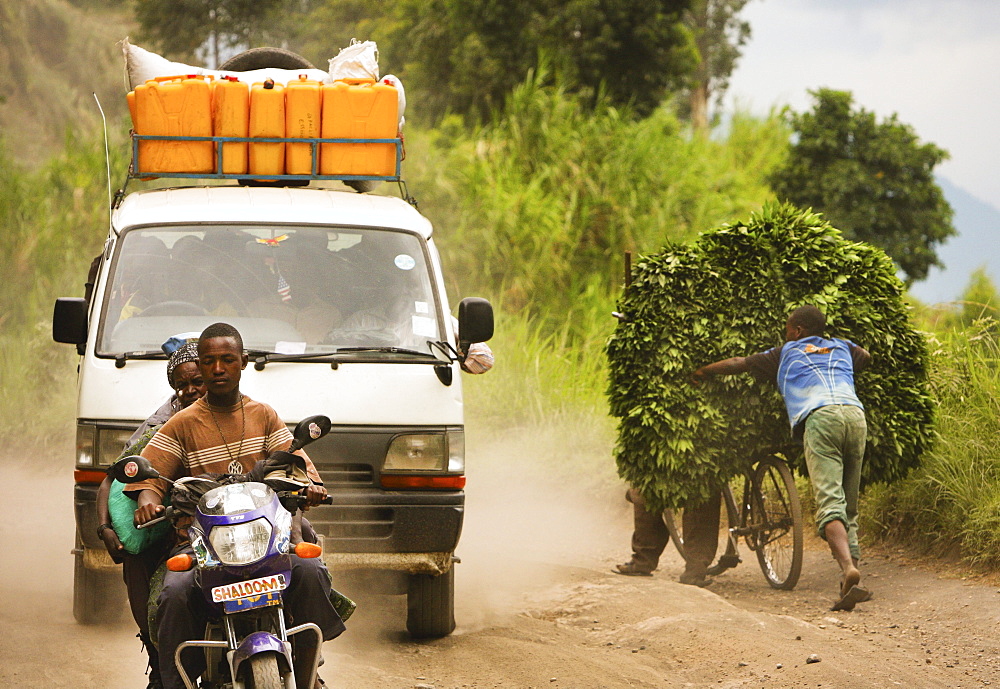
[330, 587, 357, 622]
[108, 479, 170, 554]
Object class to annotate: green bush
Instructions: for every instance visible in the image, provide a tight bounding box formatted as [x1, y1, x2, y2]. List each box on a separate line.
[606, 202, 934, 511]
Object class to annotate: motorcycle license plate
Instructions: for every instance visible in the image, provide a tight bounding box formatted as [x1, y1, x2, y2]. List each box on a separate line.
[212, 573, 287, 613]
[222, 591, 283, 614]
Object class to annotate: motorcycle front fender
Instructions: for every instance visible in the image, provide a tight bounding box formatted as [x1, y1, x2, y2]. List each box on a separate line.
[229, 631, 293, 681]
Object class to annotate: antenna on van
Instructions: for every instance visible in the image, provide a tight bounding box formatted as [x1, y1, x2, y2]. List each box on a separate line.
[93, 93, 114, 235]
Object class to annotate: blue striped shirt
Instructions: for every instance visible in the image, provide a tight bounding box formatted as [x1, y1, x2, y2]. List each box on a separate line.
[749, 336, 865, 431]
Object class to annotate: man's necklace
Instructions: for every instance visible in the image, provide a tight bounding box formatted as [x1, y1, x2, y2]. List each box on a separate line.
[209, 395, 246, 470]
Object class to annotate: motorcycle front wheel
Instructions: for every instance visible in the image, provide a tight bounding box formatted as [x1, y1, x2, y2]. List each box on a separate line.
[246, 652, 284, 689]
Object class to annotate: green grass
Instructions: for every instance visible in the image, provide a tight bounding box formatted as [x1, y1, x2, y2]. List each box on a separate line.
[460, 297, 621, 494]
[0, 131, 126, 447]
[403, 71, 788, 325]
[0, 0, 133, 169]
[862, 320, 1000, 566]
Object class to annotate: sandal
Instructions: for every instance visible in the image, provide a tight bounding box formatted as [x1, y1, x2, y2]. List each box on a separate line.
[831, 585, 872, 612]
[613, 562, 653, 576]
[679, 572, 713, 588]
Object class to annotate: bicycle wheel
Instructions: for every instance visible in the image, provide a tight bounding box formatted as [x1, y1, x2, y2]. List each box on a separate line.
[750, 456, 803, 590]
[663, 507, 686, 561]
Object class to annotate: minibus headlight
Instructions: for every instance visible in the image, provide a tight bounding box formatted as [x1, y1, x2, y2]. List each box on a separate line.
[382, 430, 464, 475]
[384, 434, 447, 471]
[78, 424, 141, 468]
[97, 428, 137, 467]
[76, 425, 96, 467]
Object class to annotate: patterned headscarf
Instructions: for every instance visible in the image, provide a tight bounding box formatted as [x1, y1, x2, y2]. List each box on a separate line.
[167, 342, 200, 389]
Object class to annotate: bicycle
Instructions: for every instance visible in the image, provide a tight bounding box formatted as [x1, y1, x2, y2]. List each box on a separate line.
[664, 453, 804, 590]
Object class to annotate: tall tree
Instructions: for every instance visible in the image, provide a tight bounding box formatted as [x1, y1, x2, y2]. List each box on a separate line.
[134, 0, 283, 67]
[549, 0, 698, 117]
[769, 89, 955, 284]
[381, 0, 696, 122]
[684, 0, 751, 131]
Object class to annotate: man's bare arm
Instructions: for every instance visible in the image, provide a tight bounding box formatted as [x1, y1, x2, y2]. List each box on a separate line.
[691, 356, 751, 384]
[133, 489, 165, 526]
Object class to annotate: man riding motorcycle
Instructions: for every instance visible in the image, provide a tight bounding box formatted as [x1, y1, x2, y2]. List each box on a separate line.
[129, 322, 345, 689]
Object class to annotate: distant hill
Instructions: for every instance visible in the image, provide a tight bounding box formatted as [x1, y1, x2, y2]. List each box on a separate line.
[908, 178, 1000, 305]
[0, 0, 133, 167]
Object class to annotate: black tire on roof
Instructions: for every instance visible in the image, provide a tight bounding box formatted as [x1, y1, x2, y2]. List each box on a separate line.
[219, 47, 315, 72]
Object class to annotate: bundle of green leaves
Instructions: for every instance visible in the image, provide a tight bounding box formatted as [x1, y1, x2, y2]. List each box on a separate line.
[606, 202, 934, 511]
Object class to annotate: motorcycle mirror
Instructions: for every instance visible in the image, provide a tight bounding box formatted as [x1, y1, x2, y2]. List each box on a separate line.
[108, 455, 164, 484]
[288, 415, 332, 452]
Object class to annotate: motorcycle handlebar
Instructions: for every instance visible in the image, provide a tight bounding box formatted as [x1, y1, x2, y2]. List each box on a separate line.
[277, 491, 333, 510]
[137, 493, 331, 529]
[137, 506, 174, 530]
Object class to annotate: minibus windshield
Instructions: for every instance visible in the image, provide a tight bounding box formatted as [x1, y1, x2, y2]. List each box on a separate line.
[97, 225, 442, 356]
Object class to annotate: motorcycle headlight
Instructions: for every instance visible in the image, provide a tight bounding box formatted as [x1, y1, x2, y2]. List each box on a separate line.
[208, 518, 272, 565]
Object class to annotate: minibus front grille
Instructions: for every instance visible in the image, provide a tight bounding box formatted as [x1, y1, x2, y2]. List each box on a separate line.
[313, 507, 393, 540]
[318, 463, 374, 488]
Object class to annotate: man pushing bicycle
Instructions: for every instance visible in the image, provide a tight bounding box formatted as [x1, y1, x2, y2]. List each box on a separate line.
[692, 305, 872, 612]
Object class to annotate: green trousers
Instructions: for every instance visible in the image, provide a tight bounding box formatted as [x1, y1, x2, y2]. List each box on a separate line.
[802, 404, 867, 560]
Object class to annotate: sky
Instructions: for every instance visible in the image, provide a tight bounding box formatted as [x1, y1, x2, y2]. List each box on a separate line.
[725, 0, 1000, 209]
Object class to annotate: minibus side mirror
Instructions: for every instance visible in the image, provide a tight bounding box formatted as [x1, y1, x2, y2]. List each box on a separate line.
[53, 298, 88, 346]
[458, 297, 494, 346]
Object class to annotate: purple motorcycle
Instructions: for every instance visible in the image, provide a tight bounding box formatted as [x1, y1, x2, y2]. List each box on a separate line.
[111, 415, 335, 689]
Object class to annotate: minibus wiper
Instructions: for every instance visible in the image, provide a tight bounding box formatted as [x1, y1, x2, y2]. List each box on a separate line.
[252, 347, 443, 371]
[114, 351, 168, 368]
[334, 346, 437, 357]
[250, 350, 341, 371]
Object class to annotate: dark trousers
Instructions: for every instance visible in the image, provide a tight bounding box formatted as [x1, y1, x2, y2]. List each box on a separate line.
[627, 488, 721, 576]
[122, 541, 170, 680]
[156, 555, 346, 689]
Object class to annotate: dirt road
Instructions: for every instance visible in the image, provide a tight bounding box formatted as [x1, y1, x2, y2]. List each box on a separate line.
[3, 458, 999, 688]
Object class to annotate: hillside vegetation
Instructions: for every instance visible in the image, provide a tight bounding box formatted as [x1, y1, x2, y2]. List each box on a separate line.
[0, 0, 132, 166]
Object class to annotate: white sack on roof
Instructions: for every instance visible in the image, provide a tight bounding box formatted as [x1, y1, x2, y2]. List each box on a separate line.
[328, 40, 379, 81]
[121, 38, 330, 90]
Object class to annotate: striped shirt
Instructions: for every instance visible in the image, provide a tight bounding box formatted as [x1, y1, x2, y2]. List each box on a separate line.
[133, 395, 321, 499]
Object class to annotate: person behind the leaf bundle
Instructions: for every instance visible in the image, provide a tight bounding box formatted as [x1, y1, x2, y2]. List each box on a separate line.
[691, 305, 872, 612]
[129, 322, 345, 689]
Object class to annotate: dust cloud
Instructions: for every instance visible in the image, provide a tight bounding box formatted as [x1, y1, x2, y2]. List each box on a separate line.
[0, 422, 634, 685]
[0, 459, 148, 688]
[451, 427, 629, 633]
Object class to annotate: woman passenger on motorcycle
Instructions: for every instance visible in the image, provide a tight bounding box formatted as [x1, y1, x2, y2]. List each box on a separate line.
[95, 341, 205, 689]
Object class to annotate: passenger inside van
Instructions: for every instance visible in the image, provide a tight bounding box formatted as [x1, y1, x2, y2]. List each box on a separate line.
[243, 232, 343, 343]
[109, 235, 172, 322]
